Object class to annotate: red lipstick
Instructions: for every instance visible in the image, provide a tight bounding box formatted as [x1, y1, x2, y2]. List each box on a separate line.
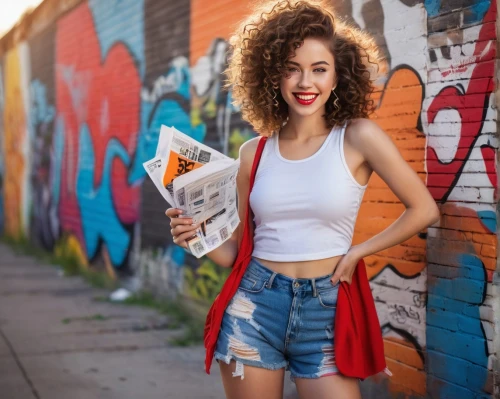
[293, 92, 319, 106]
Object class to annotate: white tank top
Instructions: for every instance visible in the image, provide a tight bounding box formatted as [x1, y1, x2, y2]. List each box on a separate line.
[249, 122, 368, 262]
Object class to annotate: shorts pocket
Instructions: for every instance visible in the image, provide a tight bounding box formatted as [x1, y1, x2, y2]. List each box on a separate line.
[317, 285, 339, 309]
[238, 274, 267, 294]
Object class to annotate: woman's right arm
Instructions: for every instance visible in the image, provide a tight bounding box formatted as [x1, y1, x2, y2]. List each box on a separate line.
[165, 137, 260, 268]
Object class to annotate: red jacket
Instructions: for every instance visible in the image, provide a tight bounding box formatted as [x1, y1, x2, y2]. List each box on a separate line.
[204, 137, 387, 379]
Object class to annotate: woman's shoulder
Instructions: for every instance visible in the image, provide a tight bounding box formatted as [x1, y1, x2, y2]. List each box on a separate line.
[346, 118, 381, 135]
[344, 118, 388, 155]
[238, 136, 265, 168]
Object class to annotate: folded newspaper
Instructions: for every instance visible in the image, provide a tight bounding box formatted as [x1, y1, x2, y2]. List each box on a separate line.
[143, 125, 240, 258]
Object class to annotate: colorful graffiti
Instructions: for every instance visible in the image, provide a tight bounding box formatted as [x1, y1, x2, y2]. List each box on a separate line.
[30, 78, 59, 248]
[28, 25, 58, 249]
[425, 10, 496, 203]
[355, 63, 428, 397]
[56, 2, 142, 268]
[424, 3, 497, 397]
[0, 0, 497, 397]
[2, 45, 30, 240]
[190, 0, 255, 156]
[350, 0, 497, 397]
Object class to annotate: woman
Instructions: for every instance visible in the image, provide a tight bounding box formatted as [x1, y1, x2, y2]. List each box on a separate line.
[166, 1, 439, 398]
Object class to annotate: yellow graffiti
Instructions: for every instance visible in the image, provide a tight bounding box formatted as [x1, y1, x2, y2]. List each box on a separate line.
[3, 47, 26, 239]
[229, 128, 253, 159]
[54, 234, 89, 269]
[185, 259, 231, 301]
[101, 245, 118, 281]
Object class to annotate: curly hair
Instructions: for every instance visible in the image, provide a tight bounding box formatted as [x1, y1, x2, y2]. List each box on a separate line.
[224, 0, 384, 135]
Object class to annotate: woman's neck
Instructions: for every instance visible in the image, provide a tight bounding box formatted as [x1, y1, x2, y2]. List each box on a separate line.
[281, 112, 329, 140]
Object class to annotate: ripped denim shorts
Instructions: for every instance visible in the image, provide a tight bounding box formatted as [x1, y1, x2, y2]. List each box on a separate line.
[214, 257, 340, 380]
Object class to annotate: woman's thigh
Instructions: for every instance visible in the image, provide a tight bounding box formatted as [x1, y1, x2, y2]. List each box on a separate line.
[295, 374, 361, 399]
[219, 360, 285, 399]
[214, 261, 291, 371]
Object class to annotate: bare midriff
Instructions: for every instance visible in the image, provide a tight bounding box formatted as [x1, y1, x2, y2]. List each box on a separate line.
[253, 255, 344, 279]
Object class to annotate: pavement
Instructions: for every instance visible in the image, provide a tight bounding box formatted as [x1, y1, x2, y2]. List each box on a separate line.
[0, 243, 299, 399]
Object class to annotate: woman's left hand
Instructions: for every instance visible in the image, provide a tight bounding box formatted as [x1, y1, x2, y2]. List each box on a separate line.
[330, 247, 362, 286]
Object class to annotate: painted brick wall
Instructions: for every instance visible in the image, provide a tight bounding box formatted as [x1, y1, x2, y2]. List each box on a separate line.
[0, 0, 497, 397]
[423, 3, 498, 397]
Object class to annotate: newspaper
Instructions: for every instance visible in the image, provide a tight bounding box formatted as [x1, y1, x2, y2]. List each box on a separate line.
[143, 125, 228, 205]
[143, 125, 240, 258]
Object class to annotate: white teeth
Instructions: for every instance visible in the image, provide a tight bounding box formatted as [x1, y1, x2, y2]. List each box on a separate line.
[295, 94, 317, 100]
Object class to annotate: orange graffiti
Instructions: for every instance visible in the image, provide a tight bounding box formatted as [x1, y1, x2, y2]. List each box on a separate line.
[384, 337, 426, 396]
[353, 67, 427, 279]
[351, 66, 427, 397]
[3, 47, 27, 239]
[190, 0, 253, 65]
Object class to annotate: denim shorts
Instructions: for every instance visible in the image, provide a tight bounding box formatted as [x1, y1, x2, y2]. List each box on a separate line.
[214, 258, 340, 380]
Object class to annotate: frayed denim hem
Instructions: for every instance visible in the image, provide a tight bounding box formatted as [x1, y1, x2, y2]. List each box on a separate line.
[214, 351, 287, 371]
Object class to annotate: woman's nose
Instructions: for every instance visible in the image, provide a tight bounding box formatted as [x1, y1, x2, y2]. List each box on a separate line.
[298, 72, 313, 88]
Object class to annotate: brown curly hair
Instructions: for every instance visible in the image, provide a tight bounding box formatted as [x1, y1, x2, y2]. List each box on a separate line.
[225, 0, 384, 135]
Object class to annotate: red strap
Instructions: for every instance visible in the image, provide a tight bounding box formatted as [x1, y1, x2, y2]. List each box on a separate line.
[239, 137, 267, 244]
[250, 137, 267, 189]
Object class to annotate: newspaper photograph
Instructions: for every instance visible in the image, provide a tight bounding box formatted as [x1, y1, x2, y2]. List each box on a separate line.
[143, 126, 229, 206]
[142, 125, 240, 258]
[158, 126, 229, 200]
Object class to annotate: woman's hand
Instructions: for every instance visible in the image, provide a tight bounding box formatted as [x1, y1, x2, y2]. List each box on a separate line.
[330, 247, 362, 286]
[165, 208, 200, 249]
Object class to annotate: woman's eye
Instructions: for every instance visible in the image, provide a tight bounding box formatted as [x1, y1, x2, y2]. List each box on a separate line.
[314, 68, 326, 72]
[288, 67, 299, 72]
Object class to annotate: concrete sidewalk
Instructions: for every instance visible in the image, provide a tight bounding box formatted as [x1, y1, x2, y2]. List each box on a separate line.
[0, 243, 298, 399]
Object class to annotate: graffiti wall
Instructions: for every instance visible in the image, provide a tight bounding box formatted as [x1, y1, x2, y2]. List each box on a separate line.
[0, 0, 497, 397]
[342, 0, 497, 397]
[2, 44, 31, 240]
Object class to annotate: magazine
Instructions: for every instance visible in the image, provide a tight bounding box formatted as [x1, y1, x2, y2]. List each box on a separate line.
[143, 125, 240, 258]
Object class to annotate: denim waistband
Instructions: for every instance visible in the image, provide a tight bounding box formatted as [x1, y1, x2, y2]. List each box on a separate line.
[247, 258, 337, 295]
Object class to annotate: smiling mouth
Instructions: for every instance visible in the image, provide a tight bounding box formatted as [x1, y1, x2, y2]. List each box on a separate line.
[293, 93, 319, 105]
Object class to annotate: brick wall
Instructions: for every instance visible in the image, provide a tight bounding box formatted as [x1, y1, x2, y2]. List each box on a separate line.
[0, 0, 497, 397]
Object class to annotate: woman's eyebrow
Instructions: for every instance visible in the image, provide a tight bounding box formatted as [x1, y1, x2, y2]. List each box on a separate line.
[286, 61, 330, 66]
